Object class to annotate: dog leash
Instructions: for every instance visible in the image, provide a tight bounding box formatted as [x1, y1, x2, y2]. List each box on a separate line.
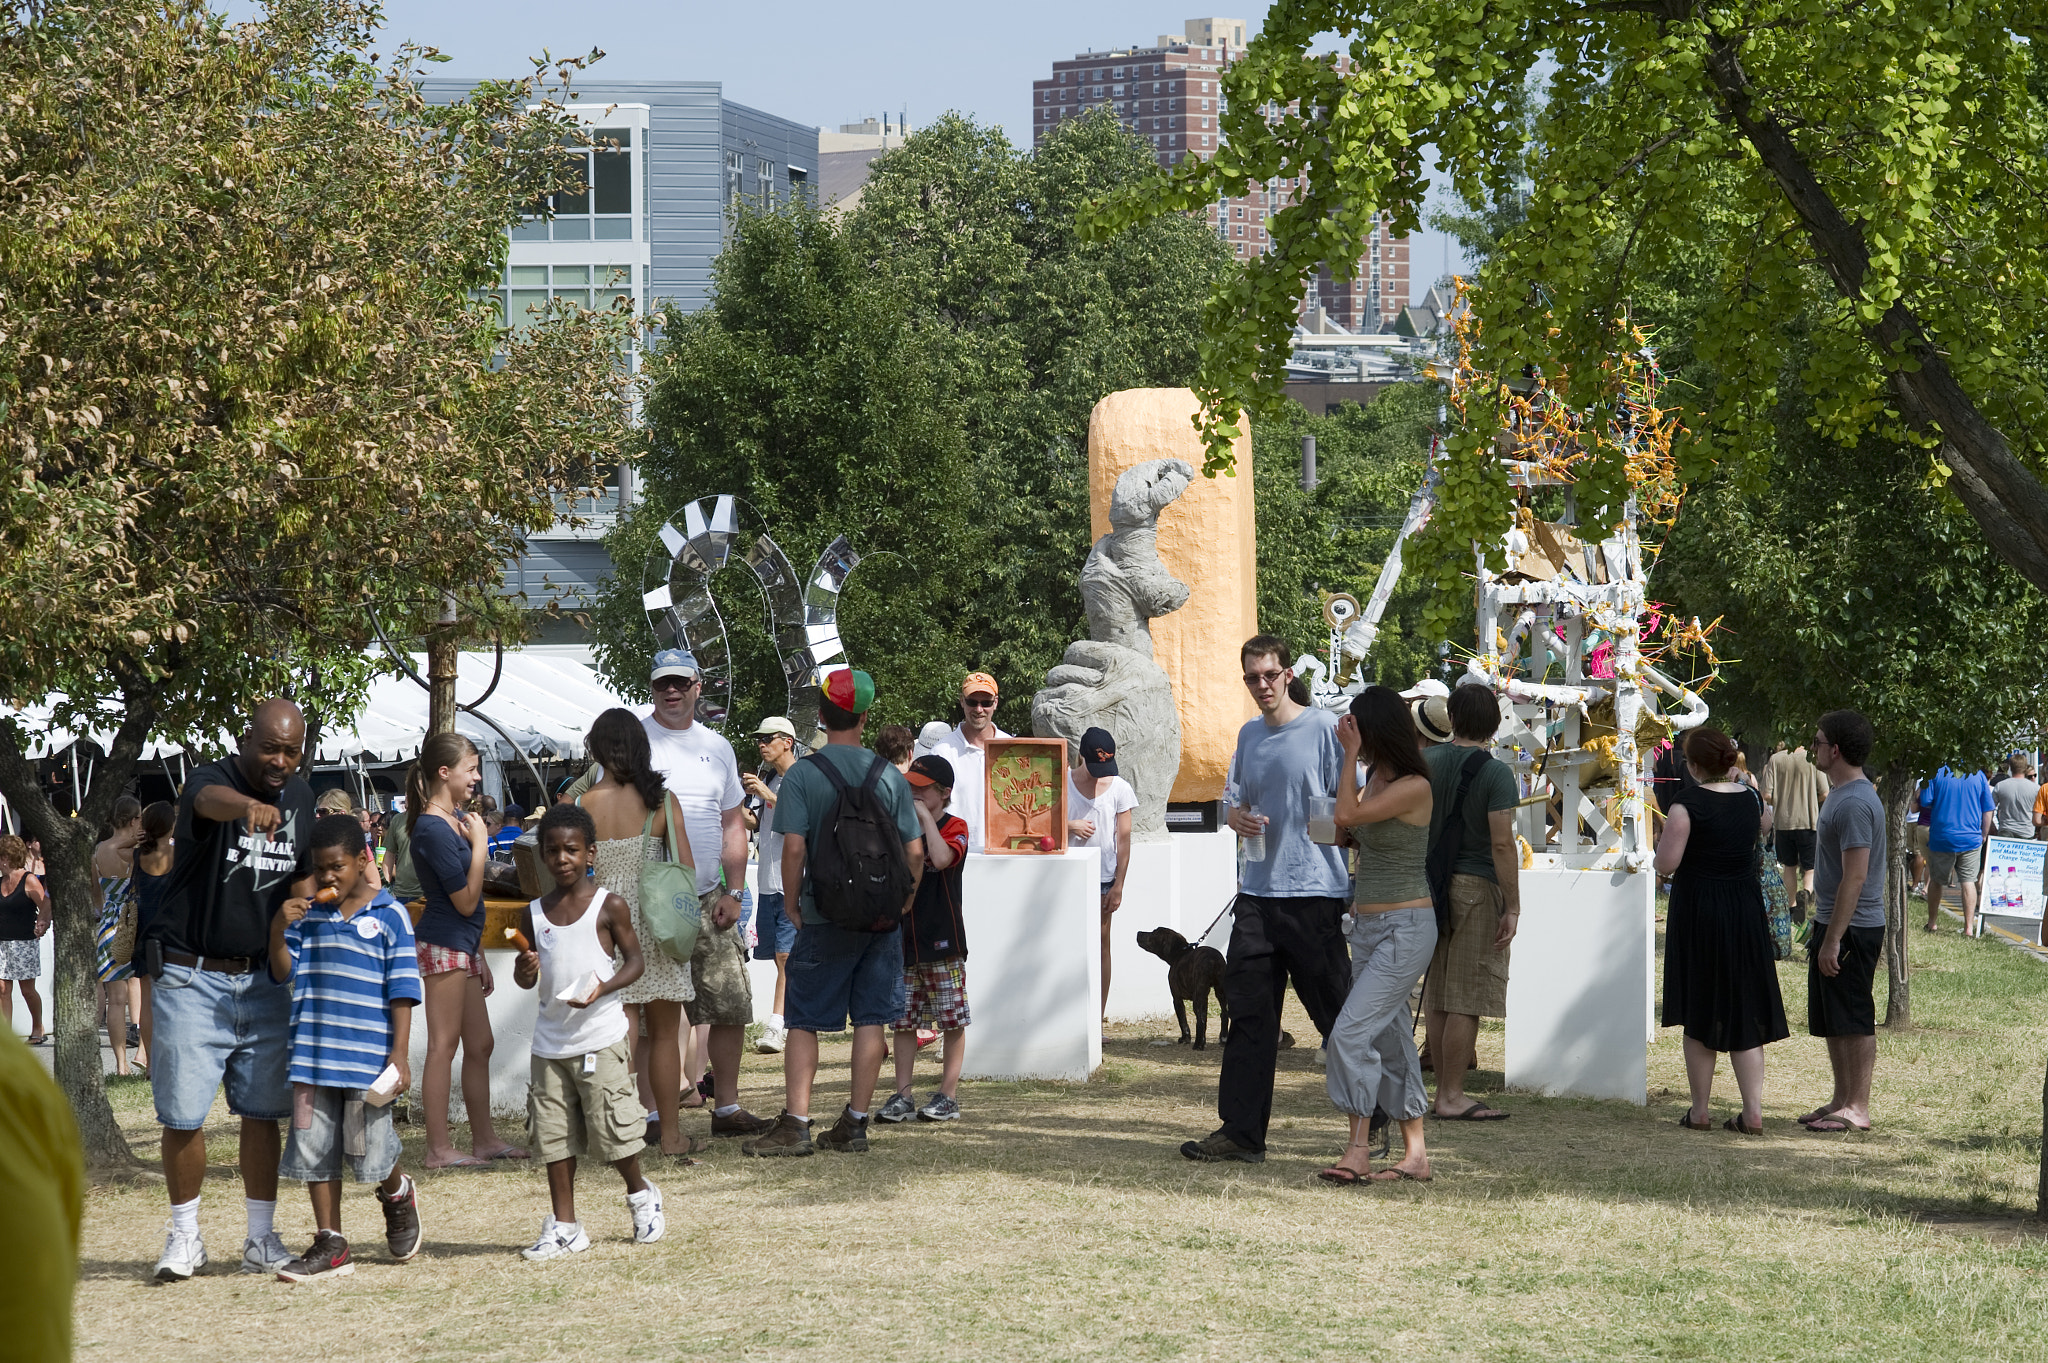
[1191, 894, 1240, 947]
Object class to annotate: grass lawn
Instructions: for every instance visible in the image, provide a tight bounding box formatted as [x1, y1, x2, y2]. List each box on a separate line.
[72, 919, 2048, 1362]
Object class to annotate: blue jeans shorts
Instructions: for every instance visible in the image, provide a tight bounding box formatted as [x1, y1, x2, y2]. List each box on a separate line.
[785, 923, 905, 1033]
[751, 892, 796, 959]
[150, 962, 292, 1129]
[280, 1083, 402, 1184]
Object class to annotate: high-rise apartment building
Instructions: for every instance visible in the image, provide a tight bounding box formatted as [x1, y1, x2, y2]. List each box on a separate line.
[1030, 18, 1408, 333]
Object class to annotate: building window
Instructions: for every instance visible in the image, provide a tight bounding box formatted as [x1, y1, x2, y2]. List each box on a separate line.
[726, 150, 742, 201]
[525, 126, 633, 242]
[492, 263, 633, 334]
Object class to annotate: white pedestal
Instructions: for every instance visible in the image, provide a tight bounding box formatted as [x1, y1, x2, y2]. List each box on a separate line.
[1104, 830, 1238, 1023]
[402, 949, 536, 1118]
[960, 848, 1102, 1080]
[1504, 861, 1653, 1104]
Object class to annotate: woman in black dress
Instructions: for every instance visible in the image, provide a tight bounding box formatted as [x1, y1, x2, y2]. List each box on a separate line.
[1656, 727, 1789, 1133]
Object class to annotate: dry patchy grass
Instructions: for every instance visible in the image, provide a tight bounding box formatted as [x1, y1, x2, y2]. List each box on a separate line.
[72, 925, 2048, 1362]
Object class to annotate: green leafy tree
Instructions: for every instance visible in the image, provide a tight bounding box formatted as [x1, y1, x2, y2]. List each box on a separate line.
[597, 111, 1231, 736]
[1660, 338, 2048, 1033]
[0, 0, 634, 1164]
[1095, 1, 2048, 617]
[1250, 387, 1439, 686]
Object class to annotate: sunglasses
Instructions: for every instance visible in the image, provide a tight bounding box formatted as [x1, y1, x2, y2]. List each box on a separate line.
[651, 676, 699, 692]
[964, 696, 998, 708]
[1243, 669, 1287, 687]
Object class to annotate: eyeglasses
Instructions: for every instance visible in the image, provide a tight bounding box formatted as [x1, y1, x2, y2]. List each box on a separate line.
[1243, 669, 1286, 687]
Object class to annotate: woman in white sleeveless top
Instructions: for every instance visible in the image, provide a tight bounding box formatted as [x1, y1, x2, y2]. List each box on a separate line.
[579, 709, 699, 1158]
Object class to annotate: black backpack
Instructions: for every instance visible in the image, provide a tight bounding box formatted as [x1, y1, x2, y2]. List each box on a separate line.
[803, 751, 916, 933]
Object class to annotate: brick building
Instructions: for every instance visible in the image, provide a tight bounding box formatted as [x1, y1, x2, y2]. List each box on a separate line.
[1029, 17, 1408, 333]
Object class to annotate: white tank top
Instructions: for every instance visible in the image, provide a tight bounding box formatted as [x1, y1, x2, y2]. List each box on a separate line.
[530, 887, 630, 1060]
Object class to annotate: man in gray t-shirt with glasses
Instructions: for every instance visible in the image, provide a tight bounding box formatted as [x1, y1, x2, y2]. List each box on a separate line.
[1802, 708, 1886, 1135]
[1180, 636, 1352, 1165]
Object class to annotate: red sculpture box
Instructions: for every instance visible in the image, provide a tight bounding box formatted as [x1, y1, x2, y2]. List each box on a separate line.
[983, 737, 1071, 855]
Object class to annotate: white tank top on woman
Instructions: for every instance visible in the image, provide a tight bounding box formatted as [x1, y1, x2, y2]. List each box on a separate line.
[530, 887, 629, 1060]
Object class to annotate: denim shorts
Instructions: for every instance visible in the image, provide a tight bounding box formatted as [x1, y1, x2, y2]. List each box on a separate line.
[751, 892, 797, 959]
[280, 1083, 401, 1184]
[785, 923, 905, 1033]
[150, 962, 293, 1129]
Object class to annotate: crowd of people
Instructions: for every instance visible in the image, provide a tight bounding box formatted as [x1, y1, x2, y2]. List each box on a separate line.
[0, 627, 2004, 1273]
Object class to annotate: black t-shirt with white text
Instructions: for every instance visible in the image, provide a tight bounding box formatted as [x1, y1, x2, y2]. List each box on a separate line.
[153, 758, 315, 959]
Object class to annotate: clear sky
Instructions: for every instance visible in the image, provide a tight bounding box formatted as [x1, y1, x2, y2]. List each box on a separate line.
[230, 1, 1468, 299]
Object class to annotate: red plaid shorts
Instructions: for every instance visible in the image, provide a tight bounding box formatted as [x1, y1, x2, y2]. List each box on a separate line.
[416, 942, 483, 979]
[895, 958, 970, 1032]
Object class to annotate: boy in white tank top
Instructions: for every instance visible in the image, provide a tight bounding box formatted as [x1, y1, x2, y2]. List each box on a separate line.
[510, 805, 664, 1261]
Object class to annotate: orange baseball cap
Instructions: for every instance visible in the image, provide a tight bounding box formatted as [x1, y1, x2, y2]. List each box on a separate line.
[961, 671, 999, 698]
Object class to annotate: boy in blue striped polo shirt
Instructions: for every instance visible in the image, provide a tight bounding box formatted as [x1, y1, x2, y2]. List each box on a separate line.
[265, 814, 424, 1282]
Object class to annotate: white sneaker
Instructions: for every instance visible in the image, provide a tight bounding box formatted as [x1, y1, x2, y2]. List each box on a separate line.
[239, 1230, 294, 1275]
[628, 1182, 664, 1244]
[154, 1225, 208, 1282]
[1312, 1047, 1328, 1069]
[520, 1215, 591, 1262]
[755, 1021, 786, 1054]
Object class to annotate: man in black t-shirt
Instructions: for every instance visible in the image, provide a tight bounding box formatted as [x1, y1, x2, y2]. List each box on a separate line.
[146, 698, 317, 1284]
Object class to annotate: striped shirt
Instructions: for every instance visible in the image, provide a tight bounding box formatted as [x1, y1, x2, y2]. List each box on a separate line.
[283, 889, 424, 1090]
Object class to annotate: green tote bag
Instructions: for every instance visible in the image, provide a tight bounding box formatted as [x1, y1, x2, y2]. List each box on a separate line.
[638, 795, 700, 966]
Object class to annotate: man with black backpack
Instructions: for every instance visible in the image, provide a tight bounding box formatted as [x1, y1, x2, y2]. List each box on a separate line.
[1420, 682, 1522, 1122]
[744, 669, 925, 1158]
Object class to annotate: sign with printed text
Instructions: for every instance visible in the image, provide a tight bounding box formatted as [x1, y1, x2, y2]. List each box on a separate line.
[1981, 836, 2045, 921]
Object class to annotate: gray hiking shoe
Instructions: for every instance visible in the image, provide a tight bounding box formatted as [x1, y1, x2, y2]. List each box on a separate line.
[740, 1110, 814, 1157]
[877, 1091, 917, 1124]
[815, 1104, 870, 1153]
[917, 1092, 960, 1122]
[1179, 1129, 1265, 1163]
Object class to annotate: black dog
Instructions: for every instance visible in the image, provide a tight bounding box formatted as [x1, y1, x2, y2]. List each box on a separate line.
[1136, 927, 1231, 1050]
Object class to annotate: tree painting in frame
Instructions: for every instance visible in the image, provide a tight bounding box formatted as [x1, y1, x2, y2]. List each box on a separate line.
[985, 738, 1070, 855]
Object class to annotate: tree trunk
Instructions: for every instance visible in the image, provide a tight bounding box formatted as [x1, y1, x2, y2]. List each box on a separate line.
[427, 593, 460, 736]
[0, 695, 154, 1170]
[1877, 765, 1915, 1031]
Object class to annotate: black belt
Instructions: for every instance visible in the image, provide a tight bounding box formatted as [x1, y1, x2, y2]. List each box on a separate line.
[162, 948, 258, 975]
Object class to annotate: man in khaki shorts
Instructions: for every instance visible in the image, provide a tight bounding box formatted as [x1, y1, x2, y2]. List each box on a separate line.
[1418, 684, 1521, 1122]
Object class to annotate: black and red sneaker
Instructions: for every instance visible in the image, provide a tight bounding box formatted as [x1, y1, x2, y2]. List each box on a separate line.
[275, 1231, 353, 1283]
[377, 1174, 423, 1261]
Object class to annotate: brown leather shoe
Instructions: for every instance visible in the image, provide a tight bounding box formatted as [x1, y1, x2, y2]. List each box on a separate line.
[815, 1104, 870, 1153]
[710, 1106, 775, 1138]
[740, 1110, 813, 1157]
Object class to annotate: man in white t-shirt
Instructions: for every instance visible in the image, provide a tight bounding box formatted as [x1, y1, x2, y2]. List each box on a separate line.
[928, 671, 1009, 852]
[634, 649, 771, 1139]
[1067, 726, 1137, 1018]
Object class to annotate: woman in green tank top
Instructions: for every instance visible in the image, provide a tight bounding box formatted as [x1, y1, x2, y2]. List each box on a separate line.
[1319, 686, 1438, 1186]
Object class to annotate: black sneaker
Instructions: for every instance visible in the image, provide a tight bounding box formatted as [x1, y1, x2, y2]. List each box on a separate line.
[275, 1231, 354, 1283]
[377, 1174, 422, 1261]
[815, 1104, 870, 1153]
[1179, 1129, 1265, 1163]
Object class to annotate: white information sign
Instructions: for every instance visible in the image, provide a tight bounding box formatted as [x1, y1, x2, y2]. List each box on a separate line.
[1981, 836, 2045, 922]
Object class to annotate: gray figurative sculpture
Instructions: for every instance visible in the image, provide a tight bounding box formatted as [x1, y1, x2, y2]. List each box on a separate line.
[1032, 458, 1193, 838]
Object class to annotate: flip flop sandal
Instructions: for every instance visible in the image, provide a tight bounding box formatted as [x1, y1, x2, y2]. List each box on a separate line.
[479, 1146, 529, 1161]
[1316, 1166, 1366, 1186]
[1677, 1113, 1715, 1131]
[1723, 1117, 1764, 1135]
[1368, 1168, 1432, 1183]
[1804, 1116, 1871, 1133]
[424, 1153, 490, 1170]
[1436, 1102, 1510, 1121]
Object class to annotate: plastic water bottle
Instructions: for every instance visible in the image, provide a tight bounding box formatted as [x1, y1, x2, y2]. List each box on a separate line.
[1242, 804, 1267, 864]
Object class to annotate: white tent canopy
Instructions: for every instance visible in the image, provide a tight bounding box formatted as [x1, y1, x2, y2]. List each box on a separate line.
[10, 652, 639, 767]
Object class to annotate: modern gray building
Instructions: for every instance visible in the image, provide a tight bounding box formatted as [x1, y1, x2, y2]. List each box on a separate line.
[420, 80, 818, 653]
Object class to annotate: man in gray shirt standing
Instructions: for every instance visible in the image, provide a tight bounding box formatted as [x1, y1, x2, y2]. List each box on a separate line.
[1181, 636, 1352, 1164]
[1802, 709, 1885, 1134]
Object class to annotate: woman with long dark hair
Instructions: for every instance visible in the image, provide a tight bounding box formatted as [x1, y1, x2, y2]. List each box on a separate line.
[1656, 726, 1788, 1134]
[580, 707, 700, 1157]
[131, 800, 175, 1071]
[1320, 686, 1438, 1185]
[408, 730, 525, 1168]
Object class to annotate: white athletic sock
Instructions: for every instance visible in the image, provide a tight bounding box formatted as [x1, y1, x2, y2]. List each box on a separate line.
[767, 1013, 783, 1028]
[713, 1103, 740, 1118]
[626, 1186, 656, 1205]
[556, 1221, 579, 1237]
[170, 1197, 200, 1238]
[646, 1109, 660, 1123]
[847, 1108, 868, 1122]
[244, 1197, 275, 1241]
[791, 1113, 812, 1125]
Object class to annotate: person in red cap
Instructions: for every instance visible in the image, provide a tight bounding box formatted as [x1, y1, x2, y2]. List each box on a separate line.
[879, 754, 973, 1124]
[743, 669, 926, 1157]
[928, 671, 1009, 852]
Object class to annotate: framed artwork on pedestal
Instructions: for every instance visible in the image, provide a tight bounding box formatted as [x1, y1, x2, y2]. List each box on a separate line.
[983, 738, 1070, 855]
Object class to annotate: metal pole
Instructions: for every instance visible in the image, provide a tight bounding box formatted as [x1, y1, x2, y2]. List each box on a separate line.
[1300, 434, 1317, 492]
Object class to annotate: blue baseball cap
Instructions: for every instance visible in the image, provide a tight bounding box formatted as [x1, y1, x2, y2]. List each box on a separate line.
[650, 648, 700, 683]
